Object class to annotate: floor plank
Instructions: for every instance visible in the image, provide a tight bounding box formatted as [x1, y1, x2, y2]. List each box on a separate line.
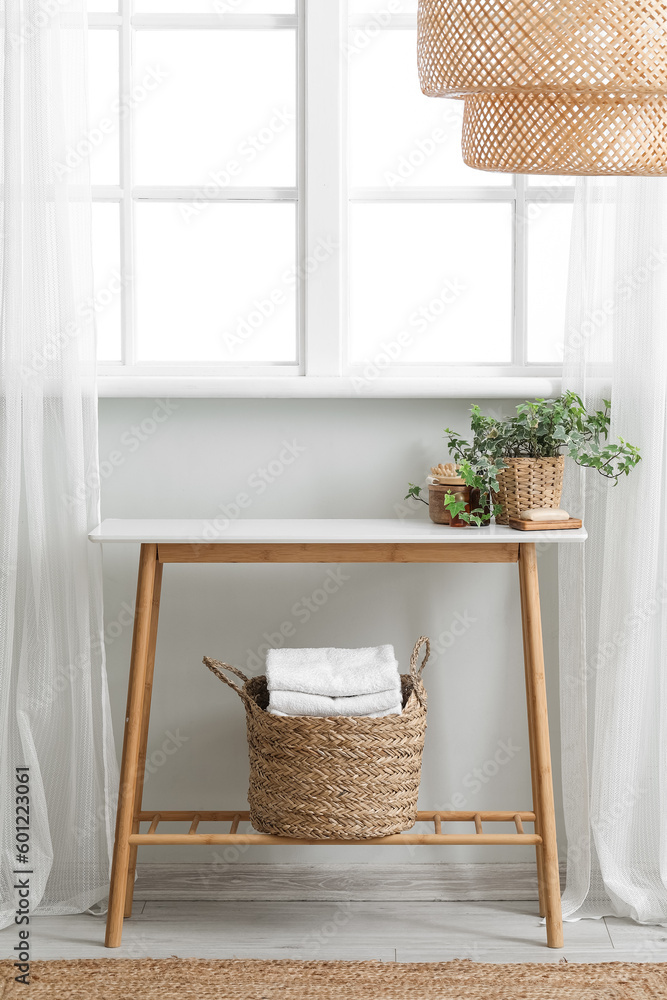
[605, 916, 667, 960]
[137, 900, 612, 955]
[4, 899, 663, 964]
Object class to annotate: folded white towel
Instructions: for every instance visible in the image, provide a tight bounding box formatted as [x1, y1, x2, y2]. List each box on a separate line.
[268, 688, 403, 718]
[271, 706, 401, 718]
[266, 645, 400, 698]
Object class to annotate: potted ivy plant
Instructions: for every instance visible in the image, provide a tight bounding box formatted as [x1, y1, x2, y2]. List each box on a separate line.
[406, 393, 641, 526]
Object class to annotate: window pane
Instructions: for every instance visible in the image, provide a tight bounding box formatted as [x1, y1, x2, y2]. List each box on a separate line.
[134, 0, 294, 11]
[88, 30, 119, 186]
[349, 203, 512, 364]
[134, 31, 296, 186]
[348, 30, 508, 189]
[135, 202, 297, 362]
[349, 0, 416, 11]
[92, 203, 122, 362]
[527, 203, 573, 362]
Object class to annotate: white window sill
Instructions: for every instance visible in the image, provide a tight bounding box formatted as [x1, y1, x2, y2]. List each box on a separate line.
[97, 375, 563, 399]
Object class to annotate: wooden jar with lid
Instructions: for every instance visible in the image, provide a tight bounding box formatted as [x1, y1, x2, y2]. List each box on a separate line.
[428, 481, 471, 527]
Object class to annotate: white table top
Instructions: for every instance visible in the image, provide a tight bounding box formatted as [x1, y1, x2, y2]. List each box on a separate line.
[89, 518, 587, 545]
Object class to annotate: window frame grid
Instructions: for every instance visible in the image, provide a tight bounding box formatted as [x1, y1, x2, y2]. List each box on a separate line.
[93, 3, 304, 377]
[92, 3, 573, 386]
[343, 13, 574, 380]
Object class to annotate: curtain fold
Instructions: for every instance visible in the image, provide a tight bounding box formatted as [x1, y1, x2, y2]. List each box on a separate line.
[559, 175, 667, 922]
[0, 0, 118, 927]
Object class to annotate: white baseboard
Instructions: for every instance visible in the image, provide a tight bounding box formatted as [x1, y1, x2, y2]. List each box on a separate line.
[135, 862, 567, 902]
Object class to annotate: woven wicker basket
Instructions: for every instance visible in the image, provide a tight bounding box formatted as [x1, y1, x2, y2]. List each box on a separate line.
[203, 637, 431, 840]
[494, 456, 565, 525]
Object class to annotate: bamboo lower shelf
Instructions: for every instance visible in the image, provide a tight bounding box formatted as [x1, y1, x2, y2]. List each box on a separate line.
[130, 809, 541, 847]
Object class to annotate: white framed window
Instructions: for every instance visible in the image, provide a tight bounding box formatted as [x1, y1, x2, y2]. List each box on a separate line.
[89, 0, 573, 394]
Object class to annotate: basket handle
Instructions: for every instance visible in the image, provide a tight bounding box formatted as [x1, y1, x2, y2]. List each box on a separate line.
[203, 656, 252, 706]
[409, 636, 430, 708]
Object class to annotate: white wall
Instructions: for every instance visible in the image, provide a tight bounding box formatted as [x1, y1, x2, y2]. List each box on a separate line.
[98, 397, 562, 866]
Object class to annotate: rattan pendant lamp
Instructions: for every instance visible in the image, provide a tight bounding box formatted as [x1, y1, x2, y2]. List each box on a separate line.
[417, 1, 667, 175]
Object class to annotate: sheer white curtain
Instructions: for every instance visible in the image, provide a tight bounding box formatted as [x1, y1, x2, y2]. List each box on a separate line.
[559, 176, 667, 922]
[0, 1, 118, 926]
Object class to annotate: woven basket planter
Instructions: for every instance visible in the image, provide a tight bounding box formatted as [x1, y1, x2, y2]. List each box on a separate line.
[494, 456, 565, 525]
[203, 637, 431, 840]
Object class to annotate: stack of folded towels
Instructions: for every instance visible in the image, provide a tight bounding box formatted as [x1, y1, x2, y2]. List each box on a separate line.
[266, 645, 403, 717]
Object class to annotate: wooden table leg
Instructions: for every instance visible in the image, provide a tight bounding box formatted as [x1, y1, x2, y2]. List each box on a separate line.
[105, 544, 160, 948]
[518, 555, 547, 918]
[124, 560, 163, 918]
[518, 542, 563, 949]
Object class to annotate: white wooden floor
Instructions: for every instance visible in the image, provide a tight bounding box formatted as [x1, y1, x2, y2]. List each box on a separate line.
[8, 900, 666, 964]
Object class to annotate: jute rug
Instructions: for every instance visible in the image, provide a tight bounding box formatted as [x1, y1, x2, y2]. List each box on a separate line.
[2, 959, 667, 999]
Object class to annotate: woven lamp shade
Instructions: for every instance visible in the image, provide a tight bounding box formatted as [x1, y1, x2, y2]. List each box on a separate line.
[463, 93, 667, 175]
[417, 0, 667, 175]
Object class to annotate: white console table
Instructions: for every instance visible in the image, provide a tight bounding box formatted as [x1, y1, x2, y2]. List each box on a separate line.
[89, 518, 587, 950]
